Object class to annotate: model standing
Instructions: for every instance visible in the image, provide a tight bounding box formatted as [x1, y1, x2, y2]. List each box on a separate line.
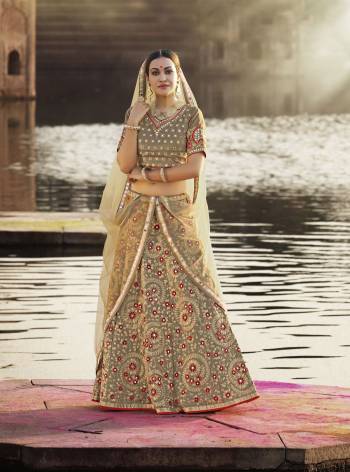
[92, 49, 259, 414]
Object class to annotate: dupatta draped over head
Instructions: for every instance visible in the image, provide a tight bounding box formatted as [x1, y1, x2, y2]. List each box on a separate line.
[94, 58, 226, 360]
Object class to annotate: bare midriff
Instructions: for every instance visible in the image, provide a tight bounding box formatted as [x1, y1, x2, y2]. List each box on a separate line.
[130, 167, 188, 196]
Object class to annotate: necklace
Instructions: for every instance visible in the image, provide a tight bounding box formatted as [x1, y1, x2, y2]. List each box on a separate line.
[150, 101, 183, 121]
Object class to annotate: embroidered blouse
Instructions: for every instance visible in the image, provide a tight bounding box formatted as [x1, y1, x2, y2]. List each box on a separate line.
[116, 103, 207, 168]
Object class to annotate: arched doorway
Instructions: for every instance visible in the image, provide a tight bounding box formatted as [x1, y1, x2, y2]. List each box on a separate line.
[8, 50, 21, 75]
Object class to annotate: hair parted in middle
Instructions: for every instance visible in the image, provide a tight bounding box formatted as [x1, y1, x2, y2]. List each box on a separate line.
[144, 49, 181, 77]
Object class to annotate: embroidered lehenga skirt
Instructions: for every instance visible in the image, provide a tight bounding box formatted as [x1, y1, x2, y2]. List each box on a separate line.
[92, 188, 259, 414]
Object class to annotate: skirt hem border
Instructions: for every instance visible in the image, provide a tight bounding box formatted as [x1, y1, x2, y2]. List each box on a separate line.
[90, 393, 260, 414]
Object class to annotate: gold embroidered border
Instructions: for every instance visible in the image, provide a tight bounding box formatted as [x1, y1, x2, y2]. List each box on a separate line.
[92, 392, 260, 414]
[96, 196, 156, 374]
[146, 104, 187, 134]
[155, 197, 224, 310]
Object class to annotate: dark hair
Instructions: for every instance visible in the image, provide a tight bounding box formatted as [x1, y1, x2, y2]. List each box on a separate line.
[144, 49, 181, 77]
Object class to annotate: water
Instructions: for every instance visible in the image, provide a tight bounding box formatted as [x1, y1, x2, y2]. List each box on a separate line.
[0, 101, 350, 386]
[1, 217, 349, 386]
[2, 103, 350, 215]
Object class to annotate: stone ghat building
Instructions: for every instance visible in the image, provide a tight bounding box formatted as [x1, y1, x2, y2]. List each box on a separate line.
[35, 0, 200, 71]
[0, 0, 36, 98]
[2, 0, 347, 112]
[33, 0, 304, 73]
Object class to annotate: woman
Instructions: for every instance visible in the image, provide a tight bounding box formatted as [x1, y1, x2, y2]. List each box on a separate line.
[92, 49, 260, 414]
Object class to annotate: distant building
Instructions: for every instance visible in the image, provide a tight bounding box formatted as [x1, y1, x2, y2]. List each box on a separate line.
[196, 0, 307, 115]
[35, 0, 200, 71]
[0, 0, 36, 98]
[198, 0, 304, 77]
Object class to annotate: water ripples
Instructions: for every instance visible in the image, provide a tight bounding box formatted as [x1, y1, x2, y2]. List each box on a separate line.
[0, 220, 349, 386]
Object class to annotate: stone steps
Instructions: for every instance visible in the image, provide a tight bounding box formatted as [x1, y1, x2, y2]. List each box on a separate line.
[0, 211, 105, 246]
[36, 0, 200, 69]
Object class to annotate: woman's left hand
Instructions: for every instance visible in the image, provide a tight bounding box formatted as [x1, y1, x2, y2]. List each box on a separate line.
[128, 166, 143, 182]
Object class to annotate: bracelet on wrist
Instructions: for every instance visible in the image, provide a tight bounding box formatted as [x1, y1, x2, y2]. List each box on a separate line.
[141, 166, 152, 181]
[124, 122, 140, 130]
[160, 167, 168, 182]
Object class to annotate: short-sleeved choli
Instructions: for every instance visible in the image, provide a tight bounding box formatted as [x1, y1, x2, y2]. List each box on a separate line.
[186, 107, 207, 158]
[116, 104, 207, 167]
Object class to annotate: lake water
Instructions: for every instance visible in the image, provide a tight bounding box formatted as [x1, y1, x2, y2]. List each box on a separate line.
[0, 102, 350, 387]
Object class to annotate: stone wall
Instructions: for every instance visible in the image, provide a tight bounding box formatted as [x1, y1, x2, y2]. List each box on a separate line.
[36, 0, 201, 70]
[0, 0, 36, 98]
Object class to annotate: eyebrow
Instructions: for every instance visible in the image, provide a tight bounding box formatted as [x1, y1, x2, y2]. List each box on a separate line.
[150, 66, 174, 70]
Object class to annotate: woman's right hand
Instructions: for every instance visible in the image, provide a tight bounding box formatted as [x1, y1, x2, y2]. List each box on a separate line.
[128, 99, 150, 125]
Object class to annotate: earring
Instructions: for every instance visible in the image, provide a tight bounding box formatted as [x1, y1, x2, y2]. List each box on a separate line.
[146, 78, 154, 97]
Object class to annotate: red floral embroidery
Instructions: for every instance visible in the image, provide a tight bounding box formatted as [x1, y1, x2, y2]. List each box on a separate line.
[186, 126, 204, 153]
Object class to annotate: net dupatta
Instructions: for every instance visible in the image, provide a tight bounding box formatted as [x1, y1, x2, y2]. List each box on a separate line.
[94, 59, 225, 359]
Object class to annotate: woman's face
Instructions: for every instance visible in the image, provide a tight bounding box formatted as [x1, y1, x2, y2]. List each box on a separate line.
[147, 57, 178, 98]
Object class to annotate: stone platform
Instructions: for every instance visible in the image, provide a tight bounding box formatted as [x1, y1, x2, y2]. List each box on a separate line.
[0, 379, 349, 471]
[0, 211, 104, 246]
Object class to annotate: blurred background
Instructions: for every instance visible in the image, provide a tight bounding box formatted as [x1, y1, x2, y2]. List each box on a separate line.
[0, 0, 349, 386]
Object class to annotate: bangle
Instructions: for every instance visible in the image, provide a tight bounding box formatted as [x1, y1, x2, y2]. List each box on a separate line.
[141, 166, 152, 181]
[160, 167, 167, 182]
[124, 123, 140, 130]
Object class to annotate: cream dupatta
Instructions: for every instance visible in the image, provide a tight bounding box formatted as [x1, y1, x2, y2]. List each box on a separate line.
[94, 58, 226, 367]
